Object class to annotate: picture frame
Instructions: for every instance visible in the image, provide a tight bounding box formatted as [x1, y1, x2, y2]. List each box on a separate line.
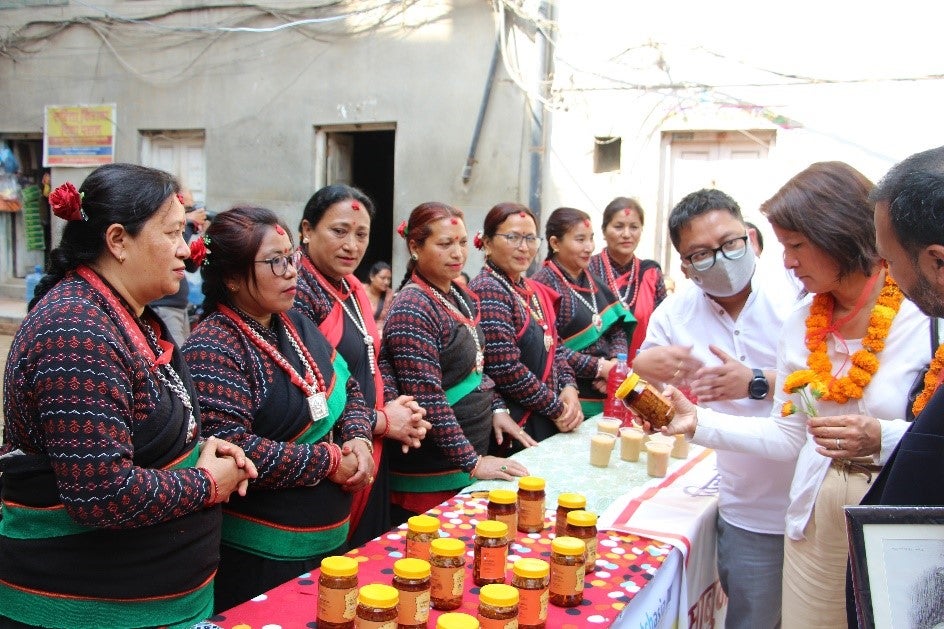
[845, 505, 944, 629]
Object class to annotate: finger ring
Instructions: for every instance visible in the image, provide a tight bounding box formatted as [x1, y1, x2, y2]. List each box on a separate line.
[518, 429, 525, 435]
[835, 438, 842, 450]
[500, 465, 508, 471]
[672, 361, 682, 379]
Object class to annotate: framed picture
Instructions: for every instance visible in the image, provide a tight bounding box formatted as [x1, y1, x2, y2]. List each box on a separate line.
[845, 505, 944, 629]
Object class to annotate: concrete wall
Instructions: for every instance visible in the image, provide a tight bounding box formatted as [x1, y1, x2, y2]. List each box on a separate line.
[0, 0, 531, 278]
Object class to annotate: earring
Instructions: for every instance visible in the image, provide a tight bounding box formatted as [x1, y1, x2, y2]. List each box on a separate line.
[411, 253, 418, 261]
[229, 285, 239, 293]
[302, 237, 309, 244]
[119, 254, 126, 262]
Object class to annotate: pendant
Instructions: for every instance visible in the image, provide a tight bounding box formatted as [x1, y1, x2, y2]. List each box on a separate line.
[307, 392, 329, 422]
[592, 313, 602, 331]
[475, 350, 485, 374]
[363, 334, 374, 347]
[544, 333, 553, 351]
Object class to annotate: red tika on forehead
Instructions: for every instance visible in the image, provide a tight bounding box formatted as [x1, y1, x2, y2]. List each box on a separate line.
[450, 217, 458, 224]
[351, 200, 361, 211]
[583, 219, 591, 228]
[623, 208, 632, 215]
[176, 193, 185, 205]
[274, 224, 285, 235]
[519, 211, 527, 218]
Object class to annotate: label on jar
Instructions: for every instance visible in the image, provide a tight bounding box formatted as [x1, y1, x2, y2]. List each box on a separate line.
[397, 589, 431, 624]
[586, 536, 598, 567]
[494, 512, 517, 535]
[550, 563, 586, 595]
[518, 587, 549, 625]
[431, 565, 464, 597]
[317, 585, 358, 623]
[355, 620, 397, 629]
[518, 499, 545, 529]
[478, 617, 518, 629]
[406, 538, 431, 561]
[478, 545, 508, 580]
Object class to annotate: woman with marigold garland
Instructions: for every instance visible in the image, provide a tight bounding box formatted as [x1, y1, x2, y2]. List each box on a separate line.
[655, 161, 931, 628]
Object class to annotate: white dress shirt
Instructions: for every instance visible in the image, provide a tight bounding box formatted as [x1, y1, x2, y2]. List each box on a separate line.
[641, 272, 802, 534]
[694, 297, 930, 540]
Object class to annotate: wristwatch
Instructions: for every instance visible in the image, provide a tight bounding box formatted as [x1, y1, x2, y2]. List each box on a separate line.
[748, 368, 769, 400]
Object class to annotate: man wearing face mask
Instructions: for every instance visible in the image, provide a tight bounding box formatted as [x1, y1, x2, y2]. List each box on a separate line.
[633, 188, 802, 629]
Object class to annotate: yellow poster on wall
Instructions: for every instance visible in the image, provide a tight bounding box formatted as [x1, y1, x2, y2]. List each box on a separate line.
[43, 104, 117, 167]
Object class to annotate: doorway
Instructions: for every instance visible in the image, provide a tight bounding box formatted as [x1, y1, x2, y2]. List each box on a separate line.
[656, 129, 777, 284]
[316, 126, 396, 282]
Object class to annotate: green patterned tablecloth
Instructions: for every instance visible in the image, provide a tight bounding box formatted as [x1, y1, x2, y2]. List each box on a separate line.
[462, 415, 699, 516]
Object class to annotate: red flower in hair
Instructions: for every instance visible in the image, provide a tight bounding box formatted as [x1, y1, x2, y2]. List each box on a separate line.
[397, 220, 409, 238]
[189, 235, 210, 267]
[49, 182, 86, 221]
[473, 231, 484, 250]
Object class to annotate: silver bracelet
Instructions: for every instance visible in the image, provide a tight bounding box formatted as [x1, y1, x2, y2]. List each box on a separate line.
[492, 408, 510, 416]
[351, 435, 374, 454]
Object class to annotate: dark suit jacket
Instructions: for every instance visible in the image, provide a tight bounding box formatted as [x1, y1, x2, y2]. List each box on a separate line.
[847, 384, 944, 627]
[862, 384, 944, 506]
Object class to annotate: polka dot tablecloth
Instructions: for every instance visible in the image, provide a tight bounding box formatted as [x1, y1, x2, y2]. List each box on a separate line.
[207, 495, 673, 629]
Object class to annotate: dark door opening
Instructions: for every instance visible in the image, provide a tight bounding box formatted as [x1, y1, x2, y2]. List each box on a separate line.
[325, 129, 395, 283]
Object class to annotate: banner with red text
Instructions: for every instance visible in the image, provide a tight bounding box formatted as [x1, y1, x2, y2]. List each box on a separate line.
[44, 104, 116, 167]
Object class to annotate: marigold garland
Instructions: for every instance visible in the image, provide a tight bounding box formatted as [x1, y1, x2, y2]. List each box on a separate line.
[911, 344, 944, 417]
[785, 273, 904, 409]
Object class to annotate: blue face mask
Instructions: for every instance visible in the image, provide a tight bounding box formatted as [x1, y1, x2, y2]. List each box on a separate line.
[688, 244, 756, 298]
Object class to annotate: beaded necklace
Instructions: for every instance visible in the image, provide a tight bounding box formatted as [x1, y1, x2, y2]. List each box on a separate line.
[218, 305, 329, 422]
[601, 251, 640, 310]
[486, 265, 553, 351]
[411, 273, 484, 373]
[546, 260, 602, 331]
[301, 254, 376, 375]
[77, 266, 197, 441]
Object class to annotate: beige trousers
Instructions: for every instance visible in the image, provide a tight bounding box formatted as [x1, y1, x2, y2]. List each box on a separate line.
[782, 463, 871, 629]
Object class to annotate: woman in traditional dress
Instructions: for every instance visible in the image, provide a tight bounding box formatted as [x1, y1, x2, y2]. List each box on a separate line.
[531, 207, 636, 417]
[0, 164, 255, 629]
[588, 197, 667, 359]
[183, 206, 375, 612]
[295, 184, 428, 547]
[364, 260, 395, 333]
[379, 203, 530, 519]
[469, 202, 583, 454]
[659, 162, 929, 627]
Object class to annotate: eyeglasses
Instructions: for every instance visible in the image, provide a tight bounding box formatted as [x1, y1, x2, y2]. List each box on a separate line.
[683, 235, 749, 271]
[493, 232, 542, 248]
[255, 250, 303, 276]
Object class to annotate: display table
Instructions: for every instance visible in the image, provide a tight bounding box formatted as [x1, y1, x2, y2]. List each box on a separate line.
[208, 495, 674, 628]
[208, 417, 725, 628]
[465, 416, 726, 628]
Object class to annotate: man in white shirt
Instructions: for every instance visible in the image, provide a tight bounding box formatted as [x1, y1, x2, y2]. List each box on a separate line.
[633, 189, 800, 629]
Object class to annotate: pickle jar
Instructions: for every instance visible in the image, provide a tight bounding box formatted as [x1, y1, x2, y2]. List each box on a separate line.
[511, 558, 549, 629]
[548, 536, 586, 608]
[356, 583, 399, 629]
[477, 583, 519, 629]
[405, 514, 440, 561]
[392, 558, 431, 629]
[318, 555, 359, 629]
[554, 493, 587, 538]
[516, 476, 546, 534]
[615, 371, 675, 430]
[486, 489, 518, 538]
[473, 520, 510, 586]
[436, 612, 481, 629]
[429, 537, 466, 611]
[564, 510, 599, 573]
